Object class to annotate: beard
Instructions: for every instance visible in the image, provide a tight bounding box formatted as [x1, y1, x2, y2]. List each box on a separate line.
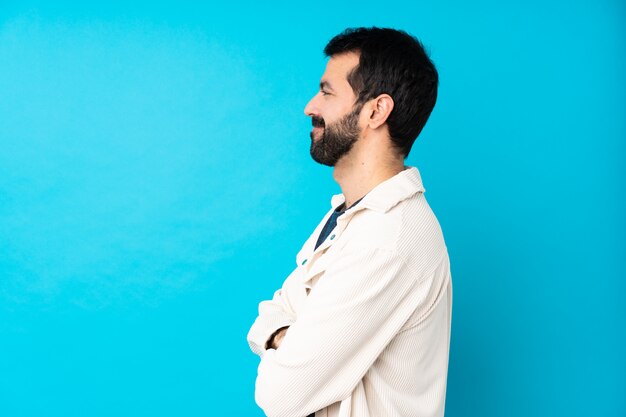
[309, 104, 363, 167]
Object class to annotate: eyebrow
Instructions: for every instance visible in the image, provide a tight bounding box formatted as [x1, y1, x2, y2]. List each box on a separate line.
[320, 80, 335, 92]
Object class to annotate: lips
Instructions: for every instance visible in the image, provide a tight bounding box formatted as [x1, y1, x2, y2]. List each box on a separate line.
[311, 126, 324, 140]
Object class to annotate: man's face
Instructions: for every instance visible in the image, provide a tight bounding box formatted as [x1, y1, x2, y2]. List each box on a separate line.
[304, 52, 363, 166]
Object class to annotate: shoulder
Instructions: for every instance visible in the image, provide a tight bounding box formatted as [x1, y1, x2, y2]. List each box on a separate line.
[342, 191, 448, 273]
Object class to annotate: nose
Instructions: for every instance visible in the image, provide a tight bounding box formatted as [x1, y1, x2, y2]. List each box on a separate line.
[304, 93, 319, 117]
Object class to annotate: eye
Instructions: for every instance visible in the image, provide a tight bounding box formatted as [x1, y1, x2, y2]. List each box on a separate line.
[320, 90, 331, 96]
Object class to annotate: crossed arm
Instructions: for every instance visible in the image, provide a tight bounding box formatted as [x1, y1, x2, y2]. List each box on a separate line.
[247, 285, 296, 358]
[247, 247, 444, 417]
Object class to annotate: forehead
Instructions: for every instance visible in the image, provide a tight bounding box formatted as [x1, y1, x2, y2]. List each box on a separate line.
[321, 52, 360, 90]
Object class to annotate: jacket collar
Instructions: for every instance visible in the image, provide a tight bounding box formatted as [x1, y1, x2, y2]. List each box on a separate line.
[330, 166, 425, 215]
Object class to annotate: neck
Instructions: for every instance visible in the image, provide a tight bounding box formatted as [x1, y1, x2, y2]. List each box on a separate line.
[332, 152, 405, 208]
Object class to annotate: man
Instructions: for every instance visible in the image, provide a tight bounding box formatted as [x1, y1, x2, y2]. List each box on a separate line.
[247, 27, 452, 417]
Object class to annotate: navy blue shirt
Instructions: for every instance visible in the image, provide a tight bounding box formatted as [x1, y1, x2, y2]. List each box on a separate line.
[314, 197, 364, 250]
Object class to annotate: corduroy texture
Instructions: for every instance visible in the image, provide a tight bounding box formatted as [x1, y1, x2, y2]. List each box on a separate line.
[247, 166, 452, 417]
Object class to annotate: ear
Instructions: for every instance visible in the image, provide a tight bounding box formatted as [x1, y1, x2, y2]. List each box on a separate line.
[367, 94, 394, 130]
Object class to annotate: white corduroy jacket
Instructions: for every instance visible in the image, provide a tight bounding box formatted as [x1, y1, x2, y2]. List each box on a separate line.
[247, 166, 453, 417]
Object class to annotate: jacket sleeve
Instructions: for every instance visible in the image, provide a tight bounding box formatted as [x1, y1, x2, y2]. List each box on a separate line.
[247, 284, 297, 358]
[254, 247, 446, 417]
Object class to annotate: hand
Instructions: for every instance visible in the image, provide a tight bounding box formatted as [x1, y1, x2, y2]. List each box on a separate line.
[269, 326, 289, 349]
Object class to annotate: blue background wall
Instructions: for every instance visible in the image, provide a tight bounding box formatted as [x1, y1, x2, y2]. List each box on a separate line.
[1, 1, 624, 416]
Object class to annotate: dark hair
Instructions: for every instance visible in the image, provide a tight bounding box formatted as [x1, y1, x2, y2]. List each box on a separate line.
[324, 27, 438, 158]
